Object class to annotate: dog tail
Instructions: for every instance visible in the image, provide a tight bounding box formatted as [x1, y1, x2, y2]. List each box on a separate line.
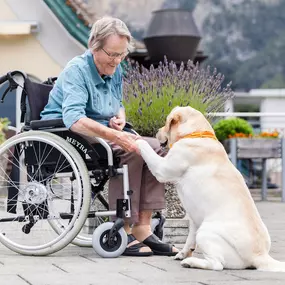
[254, 254, 285, 272]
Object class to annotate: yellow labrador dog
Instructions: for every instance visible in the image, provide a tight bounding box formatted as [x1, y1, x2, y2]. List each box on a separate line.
[136, 106, 285, 271]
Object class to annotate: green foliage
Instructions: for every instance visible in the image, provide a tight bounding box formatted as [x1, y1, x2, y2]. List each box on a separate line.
[123, 59, 234, 137]
[124, 85, 210, 137]
[0, 118, 10, 145]
[202, 0, 285, 90]
[213, 118, 254, 141]
[261, 74, 285, 89]
[162, 0, 197, 11]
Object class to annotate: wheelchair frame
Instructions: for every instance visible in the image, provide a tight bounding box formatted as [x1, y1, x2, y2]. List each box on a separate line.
[0, 71, 134, 257]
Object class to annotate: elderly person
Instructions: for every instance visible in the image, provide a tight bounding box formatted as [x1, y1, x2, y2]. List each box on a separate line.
[41, 17, 178, 257]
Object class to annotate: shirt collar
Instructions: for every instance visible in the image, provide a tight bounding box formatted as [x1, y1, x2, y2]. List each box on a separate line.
[86, 49, 113, 86]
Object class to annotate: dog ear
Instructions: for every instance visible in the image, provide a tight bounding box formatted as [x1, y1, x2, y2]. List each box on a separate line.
[165, 113, 181, 133]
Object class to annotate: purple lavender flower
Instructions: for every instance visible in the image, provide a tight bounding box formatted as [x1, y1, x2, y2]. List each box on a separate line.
[123, 57, 234, 136]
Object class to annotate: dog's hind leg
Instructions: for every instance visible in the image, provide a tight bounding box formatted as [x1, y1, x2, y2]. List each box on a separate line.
[181, 231, 225, 270]
[181, 229, 247, 270]
[175, 217, 196, 260]
[181, 256, 224, 270]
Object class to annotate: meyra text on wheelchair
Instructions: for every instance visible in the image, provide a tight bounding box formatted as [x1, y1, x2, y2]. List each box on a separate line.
[0, 70, 165, 257]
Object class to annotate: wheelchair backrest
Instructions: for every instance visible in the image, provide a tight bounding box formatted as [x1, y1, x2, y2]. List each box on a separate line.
[22, 78, 53, 124]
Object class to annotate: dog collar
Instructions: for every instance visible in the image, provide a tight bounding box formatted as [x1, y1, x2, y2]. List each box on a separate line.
[169, 131, 217, 148]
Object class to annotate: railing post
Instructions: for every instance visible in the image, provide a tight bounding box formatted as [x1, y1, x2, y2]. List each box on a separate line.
[230, 138, 237, 167]
[282, 138, 285, 202]
[261, 159, 267, 201]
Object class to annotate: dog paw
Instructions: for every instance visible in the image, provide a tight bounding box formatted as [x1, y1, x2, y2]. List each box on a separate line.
[181, 258, 191, 268]
[136, 139, 147, 147]
[174, 251, 187, 260]
[136, 139, 149, 152]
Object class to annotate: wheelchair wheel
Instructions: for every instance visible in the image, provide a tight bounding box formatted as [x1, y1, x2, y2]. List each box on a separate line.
[0, 131, 90, 255]
[75, 217, 164, 248]
[92, 222, 127, 258]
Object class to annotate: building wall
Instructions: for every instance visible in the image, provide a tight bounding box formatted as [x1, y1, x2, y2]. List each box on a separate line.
[0, 1, 62, 80]
[230, 90, 285, 132]
[260, 97, 285, 131]
[6, 0, 86, 69]
[0, 0, 87, 126]
[0, 35, 62, 81]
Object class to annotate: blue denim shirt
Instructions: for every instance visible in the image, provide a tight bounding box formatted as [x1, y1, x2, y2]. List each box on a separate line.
[40, 49, 123, 129]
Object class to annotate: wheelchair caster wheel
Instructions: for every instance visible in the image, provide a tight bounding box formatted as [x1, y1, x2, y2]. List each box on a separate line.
[92, 222, 128, 258]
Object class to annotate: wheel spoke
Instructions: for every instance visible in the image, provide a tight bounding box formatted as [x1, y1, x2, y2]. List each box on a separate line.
[0, 131, 90, 255]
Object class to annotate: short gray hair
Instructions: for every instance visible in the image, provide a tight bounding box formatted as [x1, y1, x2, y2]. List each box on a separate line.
[88, 17, 133, 52]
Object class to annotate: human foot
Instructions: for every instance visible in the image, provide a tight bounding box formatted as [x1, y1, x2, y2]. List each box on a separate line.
[142, 234, 179, 256]
[122, 234, 153, 256]
[132, 225, 178, 256]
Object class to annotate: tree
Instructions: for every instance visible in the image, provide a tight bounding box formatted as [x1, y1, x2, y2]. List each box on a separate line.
[261, 74, 285, 89]
[161, 0, 197, 11]
[201, 0, 285, 90]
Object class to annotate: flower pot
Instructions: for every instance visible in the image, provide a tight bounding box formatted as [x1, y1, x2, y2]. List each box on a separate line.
[226, 138, 282, 159]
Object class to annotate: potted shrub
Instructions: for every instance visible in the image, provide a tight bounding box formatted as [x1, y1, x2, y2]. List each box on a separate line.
[213, 118, 254, 142]
[213, 118, 281, 159]
[213, 117, 254, 153]
[123, 58, 234, 218]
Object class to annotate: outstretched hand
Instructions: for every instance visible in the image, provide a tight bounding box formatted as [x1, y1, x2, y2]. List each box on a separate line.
[114, 131, 142, 154]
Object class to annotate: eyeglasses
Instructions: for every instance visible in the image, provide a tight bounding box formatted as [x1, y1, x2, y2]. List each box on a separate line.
[101, 47, 129, 60]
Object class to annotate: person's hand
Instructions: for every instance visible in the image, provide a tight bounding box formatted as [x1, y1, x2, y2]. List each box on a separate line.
[114, 131, 141, 153]
[109, 116, 126, 131]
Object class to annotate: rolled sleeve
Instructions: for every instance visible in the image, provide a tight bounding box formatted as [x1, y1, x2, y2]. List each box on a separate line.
[61, 67, 88, 129]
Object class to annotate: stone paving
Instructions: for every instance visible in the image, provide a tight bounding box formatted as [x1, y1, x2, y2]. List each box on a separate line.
[0, 202, 285, 285]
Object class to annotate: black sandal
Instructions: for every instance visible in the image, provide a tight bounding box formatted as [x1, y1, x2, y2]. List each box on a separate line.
[122, 234, 153, 257]
[142, 234, 177, 256]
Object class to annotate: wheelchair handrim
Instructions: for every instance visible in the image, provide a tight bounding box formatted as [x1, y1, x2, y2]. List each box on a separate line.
[0, 133, 84, 251]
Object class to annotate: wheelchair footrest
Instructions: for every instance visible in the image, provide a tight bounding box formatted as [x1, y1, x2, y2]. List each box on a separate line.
[59, 211, 106, 219]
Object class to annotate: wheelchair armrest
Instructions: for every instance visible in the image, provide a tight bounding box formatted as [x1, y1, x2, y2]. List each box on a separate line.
[30, 119, 66, 130]
[123, 121, 138, 135]
[125, 122, 133, 129]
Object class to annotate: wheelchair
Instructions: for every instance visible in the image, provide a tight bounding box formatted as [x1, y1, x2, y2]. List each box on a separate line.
[0, 71, 165, 257]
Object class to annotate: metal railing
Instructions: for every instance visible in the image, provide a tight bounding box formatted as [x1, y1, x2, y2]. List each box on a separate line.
[209, 112, 285, 117]
[209, 112, 285, 135]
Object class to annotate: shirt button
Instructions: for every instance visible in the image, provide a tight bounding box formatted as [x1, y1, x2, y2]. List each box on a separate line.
[109, 102, 111, 106]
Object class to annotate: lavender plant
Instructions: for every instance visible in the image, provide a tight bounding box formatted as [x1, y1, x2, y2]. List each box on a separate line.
[123, 57, 234, 137]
